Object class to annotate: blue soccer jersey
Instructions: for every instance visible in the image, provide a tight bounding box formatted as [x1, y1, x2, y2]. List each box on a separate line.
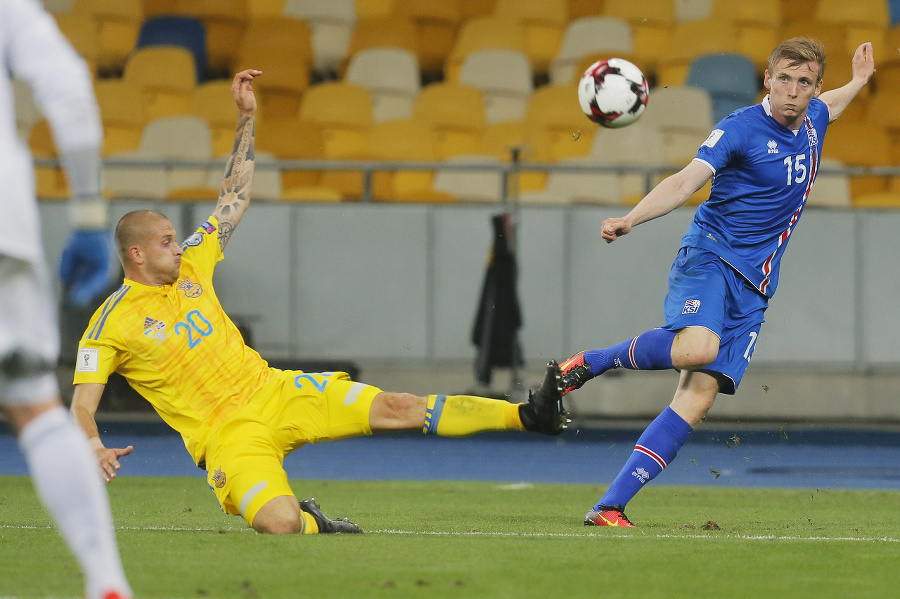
[681, 96, 830, 298]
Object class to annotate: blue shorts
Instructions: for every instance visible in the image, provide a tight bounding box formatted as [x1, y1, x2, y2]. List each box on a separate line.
[661, 247, 768, 394]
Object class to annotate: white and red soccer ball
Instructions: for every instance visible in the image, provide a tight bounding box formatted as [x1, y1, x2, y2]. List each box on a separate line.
[578, 58, 649, 128]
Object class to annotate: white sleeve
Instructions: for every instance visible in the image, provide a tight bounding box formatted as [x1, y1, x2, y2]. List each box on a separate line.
[2, 0, 101, 154]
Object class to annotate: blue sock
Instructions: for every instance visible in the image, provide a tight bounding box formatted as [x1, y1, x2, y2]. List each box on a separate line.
[594, 406, 693, 510]
[583, 328, 676, 376]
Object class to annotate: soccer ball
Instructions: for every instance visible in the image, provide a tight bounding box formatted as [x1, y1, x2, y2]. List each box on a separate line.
[578, 58, 649, 128]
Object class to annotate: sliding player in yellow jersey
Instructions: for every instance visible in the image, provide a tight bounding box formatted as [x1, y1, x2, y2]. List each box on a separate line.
[70, 69, 567, 535]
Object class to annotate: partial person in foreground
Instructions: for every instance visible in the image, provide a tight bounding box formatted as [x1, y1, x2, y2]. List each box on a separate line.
[70, 70, 568, 535]
[558, 39, 874, 527]
[0, 1, 131, 597]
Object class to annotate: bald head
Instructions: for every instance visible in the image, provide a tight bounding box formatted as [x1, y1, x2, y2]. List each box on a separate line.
[115, 210, 183, 285]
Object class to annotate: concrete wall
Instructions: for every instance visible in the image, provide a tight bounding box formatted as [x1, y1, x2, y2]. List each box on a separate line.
[40, 201, 900, 421]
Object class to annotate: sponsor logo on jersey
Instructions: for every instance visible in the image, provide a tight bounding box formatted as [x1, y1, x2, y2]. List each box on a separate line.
[767, 139, 779, 154]
[212, 467, 227, 489]
[702, 129, 724, 148]
[177, 277, 203, 298]
[682, 299, 701, 314]
[76, 347, 99, 373]
[143, 317, 170, 344]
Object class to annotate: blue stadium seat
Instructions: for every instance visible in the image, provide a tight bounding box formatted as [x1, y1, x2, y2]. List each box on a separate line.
[891, 0, 900, 24]
[136, 16, 208, 82]
[686, 53, 758, 123]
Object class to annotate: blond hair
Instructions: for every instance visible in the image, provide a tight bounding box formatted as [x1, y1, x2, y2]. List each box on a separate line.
[768, 37, 827, 82]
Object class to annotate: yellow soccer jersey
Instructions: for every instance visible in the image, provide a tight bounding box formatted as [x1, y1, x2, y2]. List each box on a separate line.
[73, 218, 274, 463]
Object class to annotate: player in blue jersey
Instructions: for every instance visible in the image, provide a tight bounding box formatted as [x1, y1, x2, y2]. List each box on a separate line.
[559, 38, 875, 527]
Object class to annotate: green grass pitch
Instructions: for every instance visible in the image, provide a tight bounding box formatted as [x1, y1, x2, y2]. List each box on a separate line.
[2, 476, 899, 598]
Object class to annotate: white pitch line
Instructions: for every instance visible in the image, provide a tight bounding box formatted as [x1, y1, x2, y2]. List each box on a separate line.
[4, 524, 897, 543]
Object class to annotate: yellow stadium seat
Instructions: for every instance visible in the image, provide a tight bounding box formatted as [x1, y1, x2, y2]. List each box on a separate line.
[255, 117, 325, 192]
[568, 0, 606, 20]
[29, 120, 69, 198]
[823, 121, 891, 197]
[525, 84, 596, 162]
[175, 0, 247, 77]
[481, 120, 547, 192]
[95, 79, 148, 154]
[710, 0, 781, 73]
[851, 191, 900, 209]
[602, 0, 674, 76]
[460, 0, 496, 20]
[658, 20, 741, 86]
[143, 0, 178, 18]
[344, 16, 419, 75]
[780, 0, 816, 23]
[72, 0, 142, 76]
[365, 120, 446, 202]
[446, 16, 528, 81]
[123, 46, 196, 119]
[354, 0, 394, 19]
[188, 81, 241, 157]
[247, 0, 287, 19]
[299, 82, 374, 160]
[494, 0, 568, 77]
[413, 82, 486, 159]
[234, 43, 311, 118]
[392, 0, 463, 77]
[53, 13, 100, 75]
[814, 0, 889, 28]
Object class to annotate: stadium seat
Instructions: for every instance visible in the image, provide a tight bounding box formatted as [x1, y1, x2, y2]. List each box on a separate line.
[413, 82, 486, 159]
[807, 158, 852, 208]
[493, 0, 568, 78]
[780, 0, 816, 23]
[657, 20, 739, 87]
[143, 0, 177, 18]
[445, 16, 528, 81]
[892, 0, 900, 25]
[391, 0, 463, 78]
[851, 191, 900, 209]
[822, 121, 891, 197]
[354, 0, 394, 19]
[589, 119, 666, 203]
[814, 0, 889, 28]
[603, 0, 676, 77]
[299, 82, 374, 160]
[365, 120, 449, 202]
[525, 84, 596, 162]
[550, 17, 634, 86]
[675, 0, 713, 21]
[568, 0, 607, 20]
[53, 13, 100, 76]
[640, 85, 714, 165]
[519, 156, 621, 205]
[283, 0, 357, 75]
[431, 156, 505, 203]
[136, 16, 208, 82]
[247, 0, 287, 19]
[460, 0, 497, 20]
[123, 46, 197, 119]
[458, 49, 534, 124]
[707, 0, 781, 72]
[188, 80, 239, 157]
[174, 0, 247, 77]
[686, 53, 759, 123]
[94, 79, 148, 155]
[254, 117, 328, 194]
[344, 16, 420, 75]
[480, 120, 548, 193]
[344, 48, 421, 123]
[72, 0, 142, 76]
[28, 120, 70, 198]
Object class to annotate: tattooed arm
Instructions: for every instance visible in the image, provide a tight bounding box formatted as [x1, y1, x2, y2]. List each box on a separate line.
[210, 69, 261, 251]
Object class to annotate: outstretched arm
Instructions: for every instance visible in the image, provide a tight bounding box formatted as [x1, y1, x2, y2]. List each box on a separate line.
[819, 42, 875, 123]
[71, 383, 133, 482]
[210, 69, 261, 251]
[601, 159, 713, 243]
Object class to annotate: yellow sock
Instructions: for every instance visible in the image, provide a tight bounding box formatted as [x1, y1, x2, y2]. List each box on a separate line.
[423, 394, 525, 437]
[300, 511, 319, 534]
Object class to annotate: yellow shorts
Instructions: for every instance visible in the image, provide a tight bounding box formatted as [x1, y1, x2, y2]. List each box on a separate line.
[203, 370, 381, 526]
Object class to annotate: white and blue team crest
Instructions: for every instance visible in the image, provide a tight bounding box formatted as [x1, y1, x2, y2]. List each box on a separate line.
[806, 125, 818, 147]
[682, 299, 701, 314]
